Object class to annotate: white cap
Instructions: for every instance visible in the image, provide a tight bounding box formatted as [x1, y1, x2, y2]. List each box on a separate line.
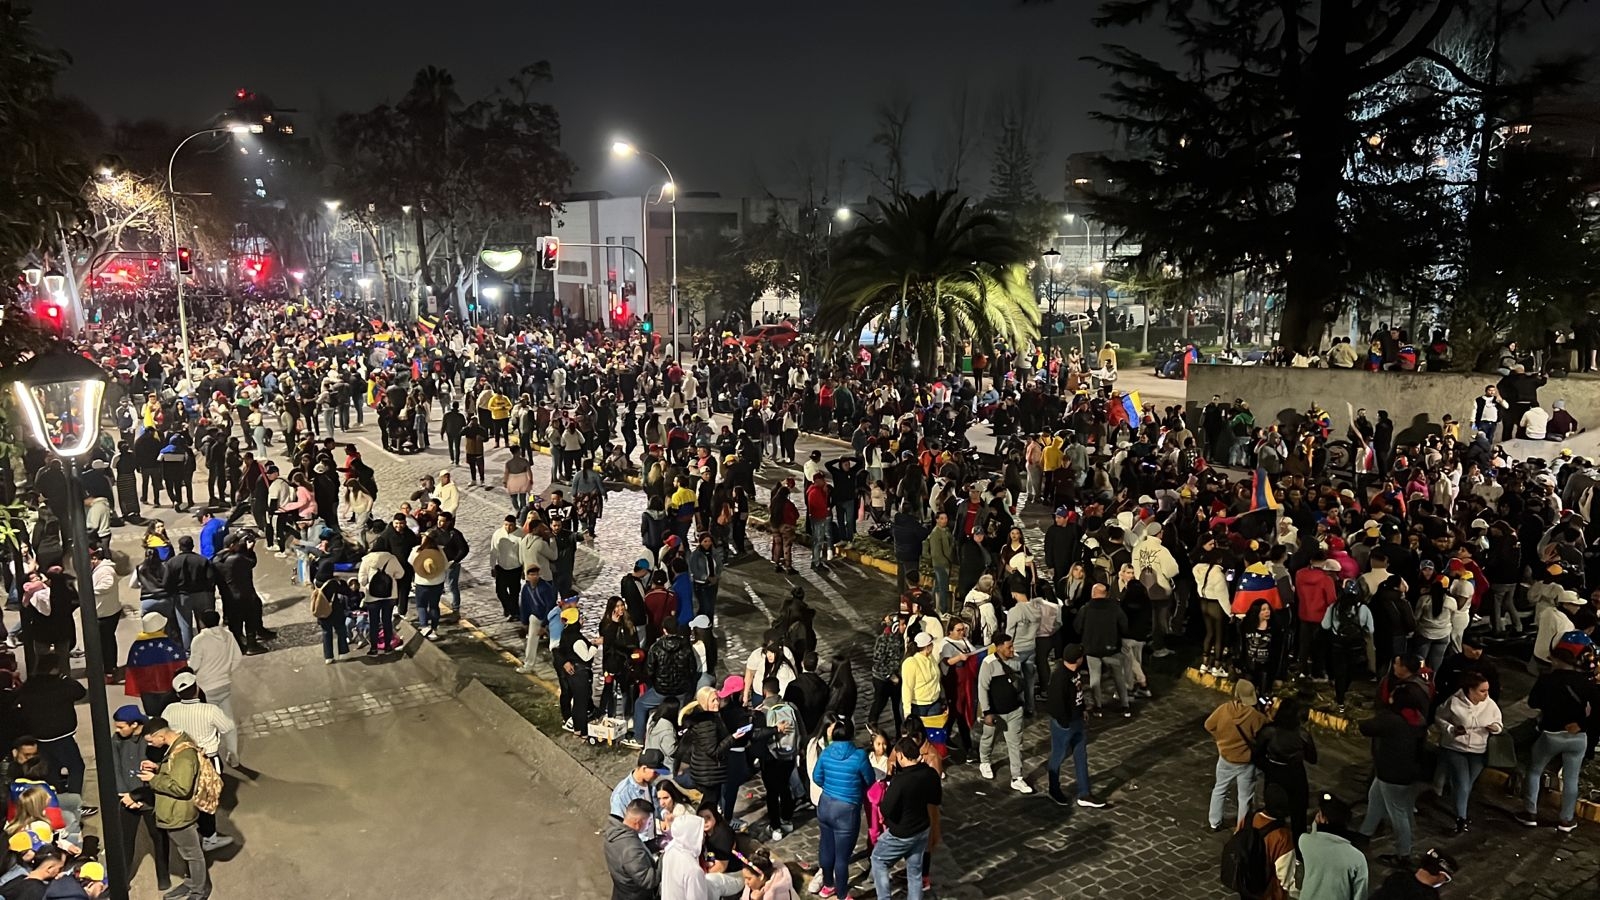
[913, 632, 934, 648]
[172, 672, 197, 693]
[688, 615, 711, 629]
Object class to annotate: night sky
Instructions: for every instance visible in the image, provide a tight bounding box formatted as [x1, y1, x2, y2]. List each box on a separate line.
[32, 0, 1600, 199]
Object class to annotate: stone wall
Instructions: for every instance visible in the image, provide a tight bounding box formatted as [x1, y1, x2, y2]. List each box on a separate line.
[1184, 364, 1600, 442]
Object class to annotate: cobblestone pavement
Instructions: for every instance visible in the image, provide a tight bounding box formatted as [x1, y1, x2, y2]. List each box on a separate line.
[235, 681, 452, 738]
[283, 418, 1594, 900]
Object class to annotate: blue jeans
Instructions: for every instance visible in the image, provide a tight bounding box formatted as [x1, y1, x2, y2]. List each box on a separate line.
[633, 687, 664, 744]
[319, 614, 349, 661]
[1440, 748, 1485, 819]
[810, 521, 833, 565]
[1525, 730, 1587, 822]
[1209, 757, 1257, 828]
[931, 565, 951, 614]
[1414, 636, 1449, 673]
[414, 583, 444, 630]
[1048, 719, 1091, 798]
[1360, 778, 1415, 855]
[367, 599, 394, 650]
[816, 794, 861, 892]
[445, 564, 462, 610]
[871, 828, 929, 900]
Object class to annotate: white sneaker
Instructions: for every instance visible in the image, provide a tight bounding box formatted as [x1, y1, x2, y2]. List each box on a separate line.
[807, 870, 825, 894]
[769, 826, 786, 842]
[1010, 778, 1034, 795]
[516, 663, 537, 674]
[978, 763, 994, 779]
[201, 834, 235, 852]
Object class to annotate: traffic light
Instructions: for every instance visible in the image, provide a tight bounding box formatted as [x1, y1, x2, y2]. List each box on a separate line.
[537, 236, 559, 271]
[641, 313, 654, 334]
[177, 247, 193, 274]
[32, 298, 63, 334]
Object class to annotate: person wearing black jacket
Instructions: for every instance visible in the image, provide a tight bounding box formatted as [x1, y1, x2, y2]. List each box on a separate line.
[133, 429, 163, 508]
[633, 621, 698, 744]
[678, 685, 744, 818]
[784, 653, 830, 736]
[214, 534, 270, 653]
[371, 513, 420, 618]
[16, 654, 88, 795]
[1043, 507, 1082, 581]
[825, 455, 866, 541]
[441, 402, 467, 465]
[619, 561, 652, 639]
[1357, 698, 1427, 865]
[428, 512, 470, 612]
[115, 442, 143, 524]
[1255, 696, 1318, 836]
[1515, 648, 1599, 830]
[163, 536, 215, 649]
[1430, 636, 1499, 718]
[1045, 644, 1105, 808]
[1074, 584, 1130, 714]
[890, 506, 932, 594]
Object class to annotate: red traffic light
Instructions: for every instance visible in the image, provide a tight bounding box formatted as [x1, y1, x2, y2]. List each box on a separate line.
[537, 236, 559, 271]
[177, 247, 193, 274]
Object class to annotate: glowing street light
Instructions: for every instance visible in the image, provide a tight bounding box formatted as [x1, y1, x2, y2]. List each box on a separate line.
[611, 136, 680, 357]
[835, 207, 852, 222]
[481, 285, 502, 301]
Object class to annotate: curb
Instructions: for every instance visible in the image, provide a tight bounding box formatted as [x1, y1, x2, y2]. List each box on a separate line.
[1183, 667, 1600, 824]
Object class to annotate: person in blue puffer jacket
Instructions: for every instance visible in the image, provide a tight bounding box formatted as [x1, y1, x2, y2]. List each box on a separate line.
[810, 716, 876, 898]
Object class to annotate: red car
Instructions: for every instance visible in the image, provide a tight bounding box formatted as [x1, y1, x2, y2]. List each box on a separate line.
[725, 322, 801, 349]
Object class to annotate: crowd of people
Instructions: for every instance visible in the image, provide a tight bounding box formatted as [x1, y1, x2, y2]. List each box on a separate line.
[1, 289, 1596, 899]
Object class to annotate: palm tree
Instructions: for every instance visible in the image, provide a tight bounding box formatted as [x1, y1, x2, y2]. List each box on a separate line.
[815, 190, 1039, 375]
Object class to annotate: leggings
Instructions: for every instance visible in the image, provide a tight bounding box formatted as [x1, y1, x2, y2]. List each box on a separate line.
[868, 677, 903, 737]
[1201, 600, 1228, 667]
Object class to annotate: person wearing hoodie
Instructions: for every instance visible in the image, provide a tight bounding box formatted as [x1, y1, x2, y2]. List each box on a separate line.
[1297, 793, 1368, 900]
[605, 798, 661, 900]
[1293, 554, 1339, 681]
[87, 548, 121, 685]
[810, 715, 874, 900]
[358, 546, 406, 656]
[659, 811, 709, 900]
[739, 848, 793, 900]
[1203, 679, 1269, 831]
[1433, 671, 1502, 834]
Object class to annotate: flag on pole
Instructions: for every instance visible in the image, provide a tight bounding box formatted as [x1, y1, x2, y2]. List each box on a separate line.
[1121, 391, 1143, 429]
[1251, 467, 1280, 511]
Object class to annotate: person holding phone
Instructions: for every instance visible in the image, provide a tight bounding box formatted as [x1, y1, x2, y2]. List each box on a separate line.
[110, 706, 170, 894]
[678, 685, 743, 827]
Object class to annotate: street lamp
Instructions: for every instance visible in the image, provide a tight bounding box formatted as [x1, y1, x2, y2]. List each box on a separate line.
[168, 123, 258, 383]
[1042, 248, 1061, 358]
[8, 350, 128, 900]
[43, 268, 66, 296]
[612, 138, 679, 358]
[22, 266, 42, 287]
[481, 285, 502, 301]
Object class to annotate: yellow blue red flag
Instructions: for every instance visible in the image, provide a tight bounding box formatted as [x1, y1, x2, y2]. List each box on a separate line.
[1121, 391, 1143, 428]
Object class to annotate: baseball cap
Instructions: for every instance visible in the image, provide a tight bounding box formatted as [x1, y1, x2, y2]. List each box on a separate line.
[717, 675, 745, 699]
[688, 615, 711, 629]
[636, 748, 670, 775]
[1469, 518, 1489, 530]
[113, 705, 147, 724]
[172, 672, 198, 693]
[75, 861, 107, 884]
[913, 632, 934, 648]
[1054, 505, 1071, 518]
[1061, 643, 1085, 662]
[559, 608, 580, 624]
[6, 823, 50, 854]
[634, 559, 651, 571]
[1419, 559, 1436, 571]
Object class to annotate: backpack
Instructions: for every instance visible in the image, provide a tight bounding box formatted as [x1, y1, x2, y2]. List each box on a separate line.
[1219, 813, 1287, 900]
[1139, 562, 1171, 602]
[987, 657, 1023, 715]
[367, 566, 394, 600]
[174, 741, 224, 814]
[765, 701, 801, 759]
[309, 581, 335, 619]
[1333, 603, 1366, 649]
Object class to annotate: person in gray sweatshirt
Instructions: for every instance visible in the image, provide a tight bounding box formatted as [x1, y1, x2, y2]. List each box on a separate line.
[1004, 577, 1041, 715]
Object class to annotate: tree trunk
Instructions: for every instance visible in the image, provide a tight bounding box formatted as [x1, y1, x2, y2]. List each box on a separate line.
[1282, 39, 1348, 353]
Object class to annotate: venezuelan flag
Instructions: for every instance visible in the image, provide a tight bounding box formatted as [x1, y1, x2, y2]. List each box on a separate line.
[1121, 391, 1143, 428]
[1231, 564, 1283, 614]
[1251, 467, 1279, 511]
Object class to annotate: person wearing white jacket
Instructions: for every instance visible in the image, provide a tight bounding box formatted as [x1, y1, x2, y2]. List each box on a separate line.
[1193, 549, 1233, 675]
[1434, 672, 1503, 832]
[358, 548, 407, 655]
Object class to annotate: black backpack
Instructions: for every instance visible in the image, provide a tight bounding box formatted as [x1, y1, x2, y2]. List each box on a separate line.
[987, 658, 1023, 715]
[1219, 812, 1288, 900]
[368, 566, 395, 599]
[1333, 603, 1366, 649]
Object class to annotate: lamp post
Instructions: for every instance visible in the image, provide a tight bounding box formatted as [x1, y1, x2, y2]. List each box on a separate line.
[168, 124, 258, 382]
[1042, 248, 1061, 360]
[8, 350, 127, 900]
[612, 140, 679, 358]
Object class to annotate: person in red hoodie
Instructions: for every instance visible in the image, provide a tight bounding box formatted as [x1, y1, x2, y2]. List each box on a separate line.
[805, 474, 833, 571]
[1293, 553, 1340, 681]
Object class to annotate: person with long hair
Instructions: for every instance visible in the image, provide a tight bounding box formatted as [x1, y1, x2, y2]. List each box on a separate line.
[739, 847, 794, 900]
[646, 695, 685, 779]
[678, 686, 741, 823]
[1434, 671, 1502, 834]
[600, 595, 642, 721]
[771, 586, 817, 665]
[1254, 695, 1318, 836]
[1193, 547, 1232, 676]
[767, 485, 800, 575]
[825, 654, 858, 724]
[809, 715, 875, 898]
[1238, 599, 1283, 700]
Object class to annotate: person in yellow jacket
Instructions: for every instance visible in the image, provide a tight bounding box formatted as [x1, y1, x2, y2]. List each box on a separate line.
[900, 631, 943, 716]
[487, 388, 513, 448]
